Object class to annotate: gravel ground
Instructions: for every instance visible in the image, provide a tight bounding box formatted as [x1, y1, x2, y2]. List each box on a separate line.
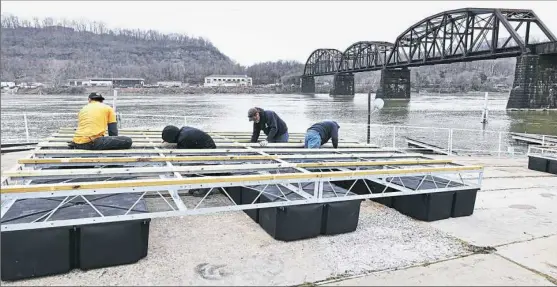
[1, 200, 472, 286]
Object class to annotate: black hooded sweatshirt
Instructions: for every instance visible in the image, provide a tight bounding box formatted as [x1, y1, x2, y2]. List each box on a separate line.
[176, 126, 216, 149]
[250, 108, 288, 142]
[307, 121, 340, 148]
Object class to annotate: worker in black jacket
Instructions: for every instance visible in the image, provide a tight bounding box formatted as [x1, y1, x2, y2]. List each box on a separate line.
[304, 120, 340, 149]
[161, 125, 216, 198]
[248, 107, 289, 146]
[161, 125, 217, 149]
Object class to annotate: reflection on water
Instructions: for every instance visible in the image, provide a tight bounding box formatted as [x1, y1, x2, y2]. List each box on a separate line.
[1, 92, 556, 142]
[506, 111, 557, 135]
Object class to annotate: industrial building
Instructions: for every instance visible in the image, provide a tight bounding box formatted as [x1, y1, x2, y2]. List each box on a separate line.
[204, 75, 252, 87]
[67, 78, 145, 88]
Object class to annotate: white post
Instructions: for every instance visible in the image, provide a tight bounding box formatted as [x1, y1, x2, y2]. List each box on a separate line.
[392, 126, 396, 148]
[112, 89, 120, 129]
[449, 129, 454, 155]
[447, 129, 452, 155]
[117, 113, 123, 129]
[184, 116, 187, 126]
[23, 113, 30, 143]
[112, 89, 118, 111]
[542, 135, 545, 146]
[498, 132, 502, 158]
[481, 92, 489, 124]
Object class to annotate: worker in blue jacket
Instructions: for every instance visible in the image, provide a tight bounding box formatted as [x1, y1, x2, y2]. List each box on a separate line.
[304, 120, 340, 149]
[248, 107, 289, 146]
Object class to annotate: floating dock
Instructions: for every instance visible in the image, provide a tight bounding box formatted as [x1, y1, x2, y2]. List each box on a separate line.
[404, 136, 453, 155]
[527, 145, 557, 175]
[0, 142, 38, 154]
[0, 128, 484, 281]
[511, 132, 557, 146]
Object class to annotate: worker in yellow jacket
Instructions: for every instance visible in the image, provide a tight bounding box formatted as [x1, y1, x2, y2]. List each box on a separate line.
[69, 93, 133, 150]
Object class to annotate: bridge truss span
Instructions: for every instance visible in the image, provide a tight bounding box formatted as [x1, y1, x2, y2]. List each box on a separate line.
[385, 8, 556, 68]
[302, 8, 556, 76]
[303, 48, 343, 77]
[338, 41, 394, 73]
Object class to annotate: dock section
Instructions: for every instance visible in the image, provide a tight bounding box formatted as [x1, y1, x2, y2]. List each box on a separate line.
[0, 128, 484, 282]
[511, 132, 557, 146]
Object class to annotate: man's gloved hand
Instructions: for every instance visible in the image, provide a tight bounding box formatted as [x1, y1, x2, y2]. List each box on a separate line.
[259, 140, 268, 147]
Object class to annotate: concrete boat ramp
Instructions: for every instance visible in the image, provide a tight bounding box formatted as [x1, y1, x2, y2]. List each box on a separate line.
[1, 152, 556, 286]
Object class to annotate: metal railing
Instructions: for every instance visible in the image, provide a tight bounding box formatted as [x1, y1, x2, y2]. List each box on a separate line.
[527, 145, 557, 159]
[2, 112, 555, 158]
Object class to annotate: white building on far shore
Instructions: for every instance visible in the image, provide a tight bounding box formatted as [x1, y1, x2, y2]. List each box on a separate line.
[1, 82, 16, 89]
[204, 75, 252, 87]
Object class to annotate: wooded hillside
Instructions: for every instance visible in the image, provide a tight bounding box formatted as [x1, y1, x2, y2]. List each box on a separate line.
[0, 14, 302, 85]
[1, 13, 515, 92]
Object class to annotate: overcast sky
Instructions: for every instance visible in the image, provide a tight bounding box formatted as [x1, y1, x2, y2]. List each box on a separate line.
[2, 1, 556, 65]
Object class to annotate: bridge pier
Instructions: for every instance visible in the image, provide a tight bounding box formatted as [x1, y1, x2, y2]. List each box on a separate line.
[330, 73, 355, 96]
[507, 53, 557, 109]
[300, 76, 315, 94]
[376, 68, 411, 100]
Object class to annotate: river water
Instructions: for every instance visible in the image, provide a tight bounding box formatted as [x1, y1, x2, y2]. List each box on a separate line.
[1, 92, 556, 153]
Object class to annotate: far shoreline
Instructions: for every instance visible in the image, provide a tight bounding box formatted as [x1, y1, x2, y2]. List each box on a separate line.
[4, 85, 513, 96]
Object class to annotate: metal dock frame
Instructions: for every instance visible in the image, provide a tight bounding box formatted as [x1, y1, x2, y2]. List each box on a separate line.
[1, 128, 484, 232]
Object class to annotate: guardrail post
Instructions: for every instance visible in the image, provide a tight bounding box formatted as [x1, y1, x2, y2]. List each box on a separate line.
[112, 89, 118, 111]
[117, 112, 122, 129]
[367, 92, 371, 144]
[498, 132, 502, 158]
[447, 129, 453, 155]
[392, 126, 396, 148]
[23, 113, 30, 143]
[184, 116, 188, 126]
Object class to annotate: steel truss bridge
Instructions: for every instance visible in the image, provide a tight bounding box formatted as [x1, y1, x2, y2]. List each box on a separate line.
[303, 8, 557, 77]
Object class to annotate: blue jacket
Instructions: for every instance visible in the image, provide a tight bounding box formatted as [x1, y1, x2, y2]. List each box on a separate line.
[250, 109, 288, 142]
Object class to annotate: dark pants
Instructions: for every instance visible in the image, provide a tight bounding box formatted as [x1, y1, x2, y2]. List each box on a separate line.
[269, 132, 289, 143]
[69, 136, 133, 150]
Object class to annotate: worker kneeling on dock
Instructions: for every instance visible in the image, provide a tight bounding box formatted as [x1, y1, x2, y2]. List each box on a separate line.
[161, 125, 217, 149]
[162, 125, 217, 197]
[305, 120, 340, 149]
[69, 93, 133, 150]
[248, 107, 289, 146]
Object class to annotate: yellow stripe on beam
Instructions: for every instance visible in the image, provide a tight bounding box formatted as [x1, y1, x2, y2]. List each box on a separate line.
[1, 165, 484, 194]
[297, 159, 452, 168]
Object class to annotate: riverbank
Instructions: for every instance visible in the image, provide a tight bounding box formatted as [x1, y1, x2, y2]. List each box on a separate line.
[9, 85, 513, 96]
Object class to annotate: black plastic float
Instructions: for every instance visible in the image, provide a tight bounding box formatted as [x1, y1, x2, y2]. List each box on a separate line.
[1, 194, 150, 281]
[528, 155, 549, 172]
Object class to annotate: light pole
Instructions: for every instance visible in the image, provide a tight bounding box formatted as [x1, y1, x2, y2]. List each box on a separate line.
[367, 91, 385, 144]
